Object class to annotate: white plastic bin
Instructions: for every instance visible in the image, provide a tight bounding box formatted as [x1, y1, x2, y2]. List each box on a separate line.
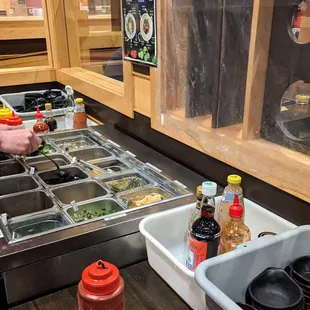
[139, 198, 297, 310]
[195, 225, 310, 310]
[0, 89, 67, 119]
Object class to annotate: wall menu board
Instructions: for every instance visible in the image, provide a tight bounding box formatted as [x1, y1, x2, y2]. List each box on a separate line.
[122, 0, 157, 67]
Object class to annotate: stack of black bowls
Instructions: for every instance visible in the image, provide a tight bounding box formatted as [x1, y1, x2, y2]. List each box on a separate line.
[287, 256, 310, 308]
[245, 268, 305, 310]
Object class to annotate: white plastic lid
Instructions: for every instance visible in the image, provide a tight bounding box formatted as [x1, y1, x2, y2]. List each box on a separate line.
[202, 181, 217, 196]
[65, 85, 74, 96]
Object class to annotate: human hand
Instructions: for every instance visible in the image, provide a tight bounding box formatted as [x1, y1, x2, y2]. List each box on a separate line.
[0, 129, 42, 155]
[0, 124, 10, 131]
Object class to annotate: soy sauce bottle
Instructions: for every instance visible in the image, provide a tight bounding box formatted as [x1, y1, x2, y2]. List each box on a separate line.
[44, 103, 57, 131]
[186, 181, 220, 271]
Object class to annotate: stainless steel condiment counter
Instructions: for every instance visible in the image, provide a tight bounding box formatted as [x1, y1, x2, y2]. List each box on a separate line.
[0, 125, 207, 307]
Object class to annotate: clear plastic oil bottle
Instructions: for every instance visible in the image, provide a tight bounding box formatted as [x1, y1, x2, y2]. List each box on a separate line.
[218, 174, 244, 227]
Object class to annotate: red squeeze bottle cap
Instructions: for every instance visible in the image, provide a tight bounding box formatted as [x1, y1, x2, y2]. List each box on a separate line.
[36, 106, 43, 119]
[81, 260, 120, 296]
[7, 112, 23, 126]
[229, 194, 244, 218]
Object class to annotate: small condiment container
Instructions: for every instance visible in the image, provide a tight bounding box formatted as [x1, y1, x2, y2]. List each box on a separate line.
[296, 94, 310, 105]
[73, 98, 87, 129]
[7, 112, 24, 130]
[78, 260, 125, 310]
[0, 104, 12, 125]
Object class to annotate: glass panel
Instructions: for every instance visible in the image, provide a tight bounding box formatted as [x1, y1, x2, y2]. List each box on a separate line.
[69, 0, 123, 82]
[155, 0, 251, 134]
[0, 0, 48, 69]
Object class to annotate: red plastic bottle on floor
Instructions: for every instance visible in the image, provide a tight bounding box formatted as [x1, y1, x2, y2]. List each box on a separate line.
[78, 260, 125, 310]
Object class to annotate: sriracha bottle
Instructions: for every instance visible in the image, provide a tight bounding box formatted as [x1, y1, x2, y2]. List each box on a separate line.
[78, 260, 125, 310]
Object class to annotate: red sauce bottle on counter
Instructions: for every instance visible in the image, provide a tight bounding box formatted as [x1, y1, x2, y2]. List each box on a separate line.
[78, 260, 125, 310]
[33, 106, 49, 134]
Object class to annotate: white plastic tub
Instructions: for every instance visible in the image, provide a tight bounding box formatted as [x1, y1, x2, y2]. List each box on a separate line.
[0, 89, 67, 119]
[195, 225, 309, 310]
[139, 198, 297, 310]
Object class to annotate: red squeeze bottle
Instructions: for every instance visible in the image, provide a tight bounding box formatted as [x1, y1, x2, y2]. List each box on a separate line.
[78, 260, 125, 310]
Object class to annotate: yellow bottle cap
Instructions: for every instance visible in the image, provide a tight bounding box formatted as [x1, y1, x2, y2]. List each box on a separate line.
[0, 104, 13, 119]
[76, 98, 84, 104]
[45, 103, 52, 110]
[227, 174, 242, 185]
[196, 185, 202, 197]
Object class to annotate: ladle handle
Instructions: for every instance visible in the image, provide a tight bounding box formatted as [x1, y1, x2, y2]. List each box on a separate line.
[41, 153, 61, 172]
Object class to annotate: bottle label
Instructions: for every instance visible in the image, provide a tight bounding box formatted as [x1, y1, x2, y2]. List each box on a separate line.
[222, 191, 243, 203]
[75, 105, 85, 113]
[186, 236, 208, 271]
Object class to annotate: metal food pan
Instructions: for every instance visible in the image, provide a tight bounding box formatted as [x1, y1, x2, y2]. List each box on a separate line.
[0, 153, 12, 162]
[87, 159, 130, 178]
[118, 187, 175, 209]
[0, 175, 40, 196]
[163, 181, 192, 197]
[1, 212, 72, 243]
[64, 198, 125, 224]
[25, 154, 70, 172]
[0, 190, 56, 219]
[45, 129, 96, 141]
[101, 171, 155, 194]
[0, 160, 26, 178]
[53, 136, 97, 151]
[69, 147, 113, 163]
[51, 180, 109, 205]
[37, 166, 89, 187]
[26, 144, 57, 158]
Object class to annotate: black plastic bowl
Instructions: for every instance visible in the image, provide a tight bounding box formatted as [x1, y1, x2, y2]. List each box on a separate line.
[248, 268, 304, 310]
[291, 256, 310, 286]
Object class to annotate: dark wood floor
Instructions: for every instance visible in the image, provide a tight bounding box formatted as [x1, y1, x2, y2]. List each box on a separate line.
[11, 262, 191, 310]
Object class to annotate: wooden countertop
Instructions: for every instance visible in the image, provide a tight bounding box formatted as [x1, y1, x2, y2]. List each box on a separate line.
[11, 261, 191, 310]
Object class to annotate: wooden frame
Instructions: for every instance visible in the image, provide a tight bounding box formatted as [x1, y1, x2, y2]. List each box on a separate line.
[152, 0, 310, 202]
[0, 0, 55, 85]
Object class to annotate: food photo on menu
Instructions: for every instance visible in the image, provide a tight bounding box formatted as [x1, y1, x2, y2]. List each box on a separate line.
[122, 0, 157, 66]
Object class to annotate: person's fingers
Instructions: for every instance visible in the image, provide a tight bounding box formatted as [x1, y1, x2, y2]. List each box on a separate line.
[21, 130, 34, 155]
[30, 137, 39, 154]
[34, 134, 42, 146]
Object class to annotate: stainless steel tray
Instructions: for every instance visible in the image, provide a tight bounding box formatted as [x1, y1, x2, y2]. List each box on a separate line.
[44, 129, 100, 142]
[0, 190, 56, 219]
[0, 175, 41, 197]
[118, 187, 175, 209]
[64, 198, 125, 224]
[53, 136, 97, 151]
[69, 147, 114, 163]
[37, 165, 89, 187]
[101, 171, 156, 194]
[51, 180, 109, 205]
[26, 144, 58, 158]
[0, 160, 26, 178]
[86, 158, 130, 178]
[24, 154, 70, 172]
[1, 212, 72, 243]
